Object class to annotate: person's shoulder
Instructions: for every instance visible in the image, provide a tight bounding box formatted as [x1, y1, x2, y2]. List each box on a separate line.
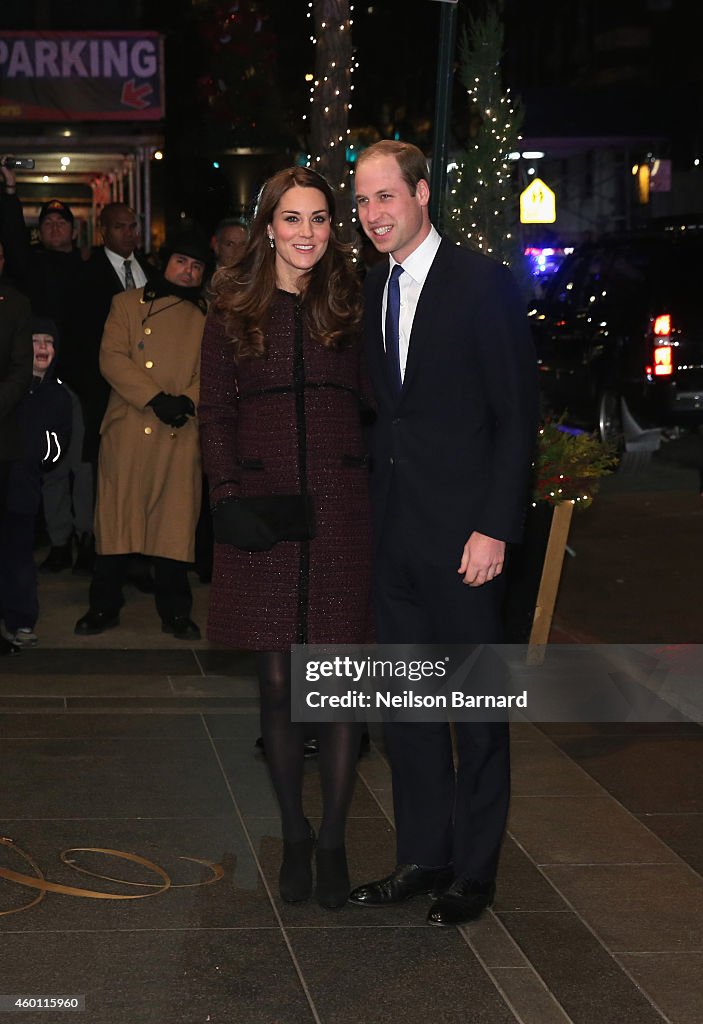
[0, 279, 30, 313]
[79, 247, 112, 280]
[439, 239, 517, 288]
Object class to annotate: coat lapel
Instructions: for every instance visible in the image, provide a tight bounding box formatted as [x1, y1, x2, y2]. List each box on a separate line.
[365, 261, 394, 406]
[401, 238, 452, 397]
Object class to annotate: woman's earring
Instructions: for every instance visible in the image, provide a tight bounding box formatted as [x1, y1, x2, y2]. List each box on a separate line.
[268, 233, 275, 249]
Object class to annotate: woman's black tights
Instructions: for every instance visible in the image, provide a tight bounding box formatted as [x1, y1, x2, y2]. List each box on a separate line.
[257, 652, 361, 848]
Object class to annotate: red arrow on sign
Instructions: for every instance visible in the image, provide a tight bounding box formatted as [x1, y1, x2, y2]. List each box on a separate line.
[121, 79, 153, 109]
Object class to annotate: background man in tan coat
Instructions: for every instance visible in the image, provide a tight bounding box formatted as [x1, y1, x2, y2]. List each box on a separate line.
[74, 232, 209, 640]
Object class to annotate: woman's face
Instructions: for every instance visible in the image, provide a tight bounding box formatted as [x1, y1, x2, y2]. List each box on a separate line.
[268, 185, 331, 292]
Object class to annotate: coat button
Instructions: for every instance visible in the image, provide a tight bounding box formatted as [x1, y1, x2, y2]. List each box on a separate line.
[144, 426, 152, 435]
[145, 360, 154, 368]
[144, 327, 152, 335]
[389, 457, 394, 465]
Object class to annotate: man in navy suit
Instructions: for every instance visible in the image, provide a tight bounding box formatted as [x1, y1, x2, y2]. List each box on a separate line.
[348, 141, 538, 926]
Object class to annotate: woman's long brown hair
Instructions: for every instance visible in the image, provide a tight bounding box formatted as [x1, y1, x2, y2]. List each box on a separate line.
[211, 167, 362, 359]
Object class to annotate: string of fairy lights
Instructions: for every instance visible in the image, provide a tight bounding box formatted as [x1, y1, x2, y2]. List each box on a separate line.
[449, 70, 522, 263]
[302, 2, 359, 240]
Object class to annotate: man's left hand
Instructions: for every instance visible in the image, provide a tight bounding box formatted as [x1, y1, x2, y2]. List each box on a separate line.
[458, 532, 505, 587]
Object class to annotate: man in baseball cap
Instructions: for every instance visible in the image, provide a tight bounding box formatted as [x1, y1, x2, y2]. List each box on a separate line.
[37, 199, 76, 254]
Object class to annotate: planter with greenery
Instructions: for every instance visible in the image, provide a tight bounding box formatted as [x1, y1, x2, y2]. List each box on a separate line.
[504, 423, 617, 646]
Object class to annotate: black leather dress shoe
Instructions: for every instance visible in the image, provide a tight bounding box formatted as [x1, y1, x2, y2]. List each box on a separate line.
[74, 610, 120, 636]
[348, 863, 454, 906]
[161, 617, 201, 641]
[426, 879, 496, 927]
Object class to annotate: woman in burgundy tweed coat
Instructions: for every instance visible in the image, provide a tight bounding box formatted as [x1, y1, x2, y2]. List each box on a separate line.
[199, 167, 371, 911]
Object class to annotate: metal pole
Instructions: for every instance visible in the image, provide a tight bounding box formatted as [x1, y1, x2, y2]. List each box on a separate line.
[429, 0, 458, 230]
[143, 147, 152, 255]
[134, 149, 143, 224]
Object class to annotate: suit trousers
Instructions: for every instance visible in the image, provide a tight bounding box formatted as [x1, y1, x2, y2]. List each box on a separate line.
[89, 554, 192, 623]
[372, 485, 510, 881]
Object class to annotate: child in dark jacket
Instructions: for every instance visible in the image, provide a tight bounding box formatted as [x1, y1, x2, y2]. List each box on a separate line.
[0, 318, 72, 645]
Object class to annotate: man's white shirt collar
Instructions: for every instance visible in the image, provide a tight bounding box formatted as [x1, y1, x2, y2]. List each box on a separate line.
[104, 246, 147, 289]
[389, 224, 442, 285]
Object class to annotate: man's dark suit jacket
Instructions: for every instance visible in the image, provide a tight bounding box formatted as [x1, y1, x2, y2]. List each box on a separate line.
[364, 238, 538, 573]
[70, 248, 155, 461]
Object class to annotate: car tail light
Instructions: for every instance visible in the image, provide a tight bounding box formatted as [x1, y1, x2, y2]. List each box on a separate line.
[653, 345, 673, 376]
[646, 313, 674, 377]
[653, 313, 671, 337]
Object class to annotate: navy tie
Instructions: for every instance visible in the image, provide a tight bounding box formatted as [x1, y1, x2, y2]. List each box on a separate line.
[385, 264, 404, 396]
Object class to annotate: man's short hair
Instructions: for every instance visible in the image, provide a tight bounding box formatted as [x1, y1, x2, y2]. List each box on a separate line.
[214, 218, 248, 240]
[99, 202, 137, 229]
[356, 141, 430, 196]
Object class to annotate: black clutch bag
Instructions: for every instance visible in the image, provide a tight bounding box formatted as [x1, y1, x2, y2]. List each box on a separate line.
[212, 494, 316, 552]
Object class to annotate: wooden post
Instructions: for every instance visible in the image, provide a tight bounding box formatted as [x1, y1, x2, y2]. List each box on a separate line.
[527, 500, 574, 664]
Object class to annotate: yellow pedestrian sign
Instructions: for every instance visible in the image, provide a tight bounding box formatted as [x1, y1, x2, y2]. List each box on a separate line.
[520, 178, 556, 224]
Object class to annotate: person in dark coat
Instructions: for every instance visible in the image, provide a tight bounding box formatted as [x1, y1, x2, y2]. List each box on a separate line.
[348, 141, 538, 927]
[0, 318, 71, 646]
[0, 241, 33, 656]
[199, 167, 371, 910]
[1, 163, 90, 575]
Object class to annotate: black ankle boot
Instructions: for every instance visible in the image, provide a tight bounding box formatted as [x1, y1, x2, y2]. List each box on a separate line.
[315, 846, 350, 909]
[279, 824, 315, 903]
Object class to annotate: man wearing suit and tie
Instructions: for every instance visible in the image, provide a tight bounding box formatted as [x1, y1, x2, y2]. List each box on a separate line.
[348, 141, 538, 927]
[73, 204, 154, 463]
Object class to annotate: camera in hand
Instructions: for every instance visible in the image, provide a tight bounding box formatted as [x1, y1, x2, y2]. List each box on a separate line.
[1, 157, 35, 170]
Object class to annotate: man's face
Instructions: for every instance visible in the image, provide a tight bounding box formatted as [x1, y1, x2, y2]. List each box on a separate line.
[39, 213, 75, 253]
[32, 334, 55, 378]
[164, 253, 205, 289]
[213, 225, 248, 268]
[355, 155, 430, 264]
[102, 207, 139, 259]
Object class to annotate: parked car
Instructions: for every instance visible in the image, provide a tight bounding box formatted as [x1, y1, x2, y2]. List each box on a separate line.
[529, 231, 703, 451]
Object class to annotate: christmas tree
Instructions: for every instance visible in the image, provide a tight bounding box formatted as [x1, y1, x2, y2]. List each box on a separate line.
[447, 3, 524, 267]
[306, 0, 356, 243]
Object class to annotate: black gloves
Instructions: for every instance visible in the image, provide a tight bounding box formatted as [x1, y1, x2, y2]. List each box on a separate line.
[148, 392, 195, 428]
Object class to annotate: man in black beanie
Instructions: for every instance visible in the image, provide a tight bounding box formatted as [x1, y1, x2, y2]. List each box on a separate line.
[74, 230, 209, 640]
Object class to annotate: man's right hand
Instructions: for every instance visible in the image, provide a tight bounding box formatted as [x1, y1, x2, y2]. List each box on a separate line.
[0, 160, 17, 191]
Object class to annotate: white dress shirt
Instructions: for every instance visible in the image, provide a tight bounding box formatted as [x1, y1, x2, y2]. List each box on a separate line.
[104, 246, 148, 290]
[382, 225, 442, 382]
